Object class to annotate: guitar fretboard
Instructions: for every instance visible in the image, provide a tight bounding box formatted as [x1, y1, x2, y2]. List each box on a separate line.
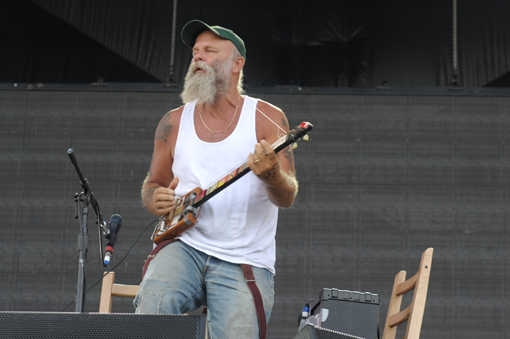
[192, 133, 288, 208]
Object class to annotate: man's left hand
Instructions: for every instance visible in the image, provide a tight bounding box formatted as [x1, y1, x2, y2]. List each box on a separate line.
[248, 140, 284, 186]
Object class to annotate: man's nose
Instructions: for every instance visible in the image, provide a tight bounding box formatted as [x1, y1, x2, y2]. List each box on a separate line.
[193, 51, 205, 62]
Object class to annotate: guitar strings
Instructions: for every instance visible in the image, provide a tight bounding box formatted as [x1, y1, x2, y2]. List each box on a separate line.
[242, 95, 287, 139]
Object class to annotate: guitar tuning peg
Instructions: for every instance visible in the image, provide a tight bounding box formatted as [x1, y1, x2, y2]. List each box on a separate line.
[292, 143, 298, 150]
[303, 135, 309, 141]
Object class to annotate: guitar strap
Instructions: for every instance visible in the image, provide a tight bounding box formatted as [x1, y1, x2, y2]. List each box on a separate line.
[143, 241, 267, 339]
[142, 238, 177, 278]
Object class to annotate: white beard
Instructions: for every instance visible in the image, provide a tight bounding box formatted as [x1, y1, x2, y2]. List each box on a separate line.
[180, 58, 233, 104]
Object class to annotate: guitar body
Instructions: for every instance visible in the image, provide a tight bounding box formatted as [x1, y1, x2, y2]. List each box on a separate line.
[153, 187, 202, 244]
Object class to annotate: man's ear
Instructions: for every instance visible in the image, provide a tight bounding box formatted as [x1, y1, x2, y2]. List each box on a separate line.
[232, 56, 245, 74]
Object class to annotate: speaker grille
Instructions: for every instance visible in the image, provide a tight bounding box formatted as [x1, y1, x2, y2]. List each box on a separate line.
[294, 325, 367, 339]
[0, 312, 206, 339]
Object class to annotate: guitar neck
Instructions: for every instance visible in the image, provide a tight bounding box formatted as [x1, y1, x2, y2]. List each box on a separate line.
[192, 135, 289, 208]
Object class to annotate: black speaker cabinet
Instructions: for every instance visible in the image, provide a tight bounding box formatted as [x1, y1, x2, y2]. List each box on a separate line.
[293, 324, 366, 339]
[310, 289, 379, 339]
[0, 312, 207, 339]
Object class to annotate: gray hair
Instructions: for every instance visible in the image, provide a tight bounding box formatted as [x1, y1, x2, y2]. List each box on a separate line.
[231, 48, 246, 95]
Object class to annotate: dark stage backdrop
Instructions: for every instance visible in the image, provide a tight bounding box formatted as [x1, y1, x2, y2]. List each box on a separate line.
[3, 0, 510, 87]
[1, 89, 509, 339]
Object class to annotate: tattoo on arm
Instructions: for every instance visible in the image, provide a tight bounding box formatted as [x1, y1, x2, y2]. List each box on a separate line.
[283, 147, 295, 173]
[155, 113, 173, 143]
[262, 164, 281, 182]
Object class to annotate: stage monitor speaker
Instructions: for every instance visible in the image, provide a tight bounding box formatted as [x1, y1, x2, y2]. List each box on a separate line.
[310, 289, 379, 339]
[0, 311, 206, 339]
[293, 324, 367, 339]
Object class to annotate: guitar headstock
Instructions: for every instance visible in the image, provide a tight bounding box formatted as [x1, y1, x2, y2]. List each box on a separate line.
[288, 122, 313, 149]
[273, 121, 313, 153]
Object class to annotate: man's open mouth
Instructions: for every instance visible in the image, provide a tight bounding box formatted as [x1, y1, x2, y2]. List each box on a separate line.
[194, 65, 206, 74]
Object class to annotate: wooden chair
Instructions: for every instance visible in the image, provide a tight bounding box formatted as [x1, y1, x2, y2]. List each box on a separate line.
[382, 248, 434, 339]
[99, 271, 139, 313]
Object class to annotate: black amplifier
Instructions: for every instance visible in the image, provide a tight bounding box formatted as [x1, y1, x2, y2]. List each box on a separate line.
[310, 288, 379, 339]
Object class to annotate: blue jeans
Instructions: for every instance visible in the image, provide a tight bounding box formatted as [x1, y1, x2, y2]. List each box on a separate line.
[134, 240, 275, 339]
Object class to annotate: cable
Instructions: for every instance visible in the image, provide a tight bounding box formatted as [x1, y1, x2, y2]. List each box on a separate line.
[170, 0, 177, 70]
[164, 0, 178, 84]
[452, 0, 458, 71]
[60, 218, 159, 312]
[452, 0, 459, 86]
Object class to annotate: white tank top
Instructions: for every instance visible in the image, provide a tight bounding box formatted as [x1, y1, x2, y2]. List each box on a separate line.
[172, 96, 278, 274]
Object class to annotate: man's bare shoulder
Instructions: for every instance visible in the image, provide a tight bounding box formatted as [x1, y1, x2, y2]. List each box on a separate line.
[256, 100, 285, 116]
[255, 99, 289, 130]
[155, 106, 184, 144]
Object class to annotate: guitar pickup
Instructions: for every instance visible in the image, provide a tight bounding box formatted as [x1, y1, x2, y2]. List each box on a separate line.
[185, 191, 198, 205]
[183, 206, 199, 226]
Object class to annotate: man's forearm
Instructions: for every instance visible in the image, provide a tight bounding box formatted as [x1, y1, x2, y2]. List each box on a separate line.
[141, 174, 159, 213]
[265, 170, 298, 208]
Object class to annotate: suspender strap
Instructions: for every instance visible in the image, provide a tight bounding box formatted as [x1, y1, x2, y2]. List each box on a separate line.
[240, 264, 267, 339]
[142, 239, 176, 278]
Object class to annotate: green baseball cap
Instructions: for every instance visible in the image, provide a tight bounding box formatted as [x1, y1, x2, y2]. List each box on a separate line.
[181, 20, 246, 59]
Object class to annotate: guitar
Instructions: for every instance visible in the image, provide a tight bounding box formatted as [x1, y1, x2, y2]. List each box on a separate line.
[152, 121, 314, 244]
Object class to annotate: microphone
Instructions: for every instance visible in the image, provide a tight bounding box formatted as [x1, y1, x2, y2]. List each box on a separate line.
[104, 214, 122, 266]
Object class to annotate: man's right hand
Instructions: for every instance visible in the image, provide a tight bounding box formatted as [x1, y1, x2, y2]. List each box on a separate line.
[150, 177, 179, 217]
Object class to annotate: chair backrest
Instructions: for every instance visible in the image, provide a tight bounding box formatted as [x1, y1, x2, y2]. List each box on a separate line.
[382, 248, 433, 339]
[99, 271, 139, 313]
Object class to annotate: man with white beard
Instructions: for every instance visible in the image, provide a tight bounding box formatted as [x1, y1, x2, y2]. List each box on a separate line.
[134, 20, 298, 339]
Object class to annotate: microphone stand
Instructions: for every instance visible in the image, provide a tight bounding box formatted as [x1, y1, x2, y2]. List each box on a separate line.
[67, 148, 106, 312]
